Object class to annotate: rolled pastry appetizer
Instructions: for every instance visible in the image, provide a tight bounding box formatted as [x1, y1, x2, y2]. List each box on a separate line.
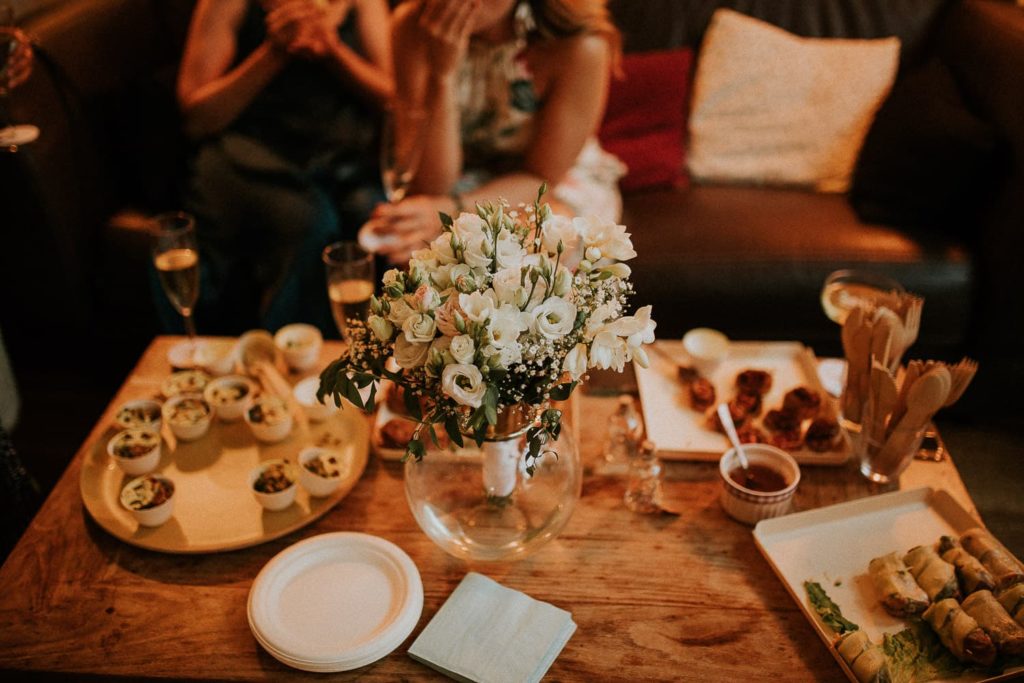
[997, 584, 1024, 627]
[962, 589, 1024, 658]
[938, 535, 996, 595]
[960, 528, 1024, 591]
[835, 630, 891, 683]
[922, 598, 997, 666]
[869, 552, 929, 616]
[904, 545, 960, 602]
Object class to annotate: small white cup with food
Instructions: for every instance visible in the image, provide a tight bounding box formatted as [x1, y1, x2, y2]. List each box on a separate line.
[204, 375, 256, 422]
[107, 428, 162, 475]
[297, 446, 349, 497]
[244, 395, 294, 443]
[250, 459, 298, 511]
[120, 474, 176, 527]
[113, 399, 163, 432]
[161, 369, 212, 399]
[274, 323, 323, 372]
[161, 393, 214, 441]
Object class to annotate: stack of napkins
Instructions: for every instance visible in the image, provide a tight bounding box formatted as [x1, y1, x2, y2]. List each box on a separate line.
[408, 572, 576, 683]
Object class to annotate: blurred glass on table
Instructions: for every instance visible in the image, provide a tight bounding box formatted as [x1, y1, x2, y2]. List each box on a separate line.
[151, 212, 200, 353]
[323, 241, 374, 341]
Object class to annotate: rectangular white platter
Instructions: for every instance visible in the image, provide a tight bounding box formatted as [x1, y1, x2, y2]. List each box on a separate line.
[635, 340, 850, 465]
[753, 487, 1024, 683]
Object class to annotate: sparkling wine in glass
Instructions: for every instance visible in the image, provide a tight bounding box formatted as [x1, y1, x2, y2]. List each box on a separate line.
[0, 5, 40, 152]
[380, 107, 428, 203]
[323, 241, 374, 341]
[152, 212, 200, 349]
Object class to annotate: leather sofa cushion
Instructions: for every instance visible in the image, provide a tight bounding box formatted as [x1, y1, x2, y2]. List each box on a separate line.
[623, 185, 973, 354]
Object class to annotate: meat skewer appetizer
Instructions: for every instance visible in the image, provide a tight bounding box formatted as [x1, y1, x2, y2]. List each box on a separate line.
[961, 528, 1024, 591]
[961, 589, 1024, 658]
[868, 552, 930, 617]
[904, 545, 960, 602]
[997, 584, 1024, 627]
[922, 598, 997, 666]
[937, 535, 996, 595]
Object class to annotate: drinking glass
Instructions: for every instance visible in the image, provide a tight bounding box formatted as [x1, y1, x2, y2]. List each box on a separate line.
[151, 212, 200, 346]
[323, 241, 374, 341]
[820, 269, 904, 325]
[0, 4, 39, 152]
[380, 107, 429, 203]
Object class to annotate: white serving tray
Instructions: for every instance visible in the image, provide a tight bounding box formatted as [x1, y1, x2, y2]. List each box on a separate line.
[635, 340, 850, 465]
[753, 488, 1024, 683]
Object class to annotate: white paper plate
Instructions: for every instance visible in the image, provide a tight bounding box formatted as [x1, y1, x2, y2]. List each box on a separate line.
[248, 532, 423, 672]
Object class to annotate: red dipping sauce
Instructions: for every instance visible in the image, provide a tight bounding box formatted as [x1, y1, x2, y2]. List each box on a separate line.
[729, 463, 788, 492]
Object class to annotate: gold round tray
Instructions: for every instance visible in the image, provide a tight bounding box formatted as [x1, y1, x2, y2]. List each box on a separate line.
[80, 409, 369, 554]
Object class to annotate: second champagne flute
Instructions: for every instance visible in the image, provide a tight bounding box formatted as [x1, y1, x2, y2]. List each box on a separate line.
[151, 212, 200, 353]
[380, 107, 428, 203]
[323, 241, 374, 342]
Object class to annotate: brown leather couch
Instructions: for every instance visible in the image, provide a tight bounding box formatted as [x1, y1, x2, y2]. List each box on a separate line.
[2, 0, 1022, 414]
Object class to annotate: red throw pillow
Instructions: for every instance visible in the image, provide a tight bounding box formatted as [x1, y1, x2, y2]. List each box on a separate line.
[598, 48, 693, 191]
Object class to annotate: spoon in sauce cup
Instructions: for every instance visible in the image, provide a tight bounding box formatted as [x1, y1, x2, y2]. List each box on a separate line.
[717, 402, 753, 484]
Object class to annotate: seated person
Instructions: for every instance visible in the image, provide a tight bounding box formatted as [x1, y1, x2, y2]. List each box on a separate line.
[175, 0, 393, 334]
[361, 0, 625, 264]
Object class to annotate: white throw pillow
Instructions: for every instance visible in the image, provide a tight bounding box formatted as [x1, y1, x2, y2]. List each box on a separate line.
[688, 9, 900, 193]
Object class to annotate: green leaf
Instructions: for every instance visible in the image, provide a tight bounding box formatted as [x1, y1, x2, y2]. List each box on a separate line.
[439, 212, 453, 229]
[406, 438, 426, 462]
[364, 382, 377, 413]
[804, 582, 858, 635]
[427, 424, 440, 448]
[444, 415, 465, 448]
[403, 388, 422, 421]
[549, 382, 576, 401]
[483, 386, 499, 426]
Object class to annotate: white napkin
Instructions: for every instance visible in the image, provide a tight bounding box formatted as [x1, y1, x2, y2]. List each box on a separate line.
[408, 572, 576, 683]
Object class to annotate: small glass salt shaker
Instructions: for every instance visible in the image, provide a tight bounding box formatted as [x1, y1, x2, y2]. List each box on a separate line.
[604, 395, 642, 469]
[624, 440, 662, 514]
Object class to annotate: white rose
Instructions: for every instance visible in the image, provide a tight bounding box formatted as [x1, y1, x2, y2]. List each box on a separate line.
[532, 296, 577, 340]
[450, 334, 476, 364]
[367, 315, 394, 342]
[430, 263, 454, 291]
[429, 233, 459, 265]
[441, 363, 487, 408]
[382, 268, 402, 287]
[451, 213, 487, 242]
[386, 297, 416, 327]
[495, 233, 526, 269]
[413, 284, 441, 312]
[488, 304, 530, 349]
[394, 336, 430, 369]
[402, 312, 437, 343]
[463, 235, 492, 269]
[459, 290, 496, 323]
[410, 248, 440, 271]
[562, 343, 588, 380]
[542, 214, 584, 271]
[589, 329, 628, 371]
[448, 263, 476, 293]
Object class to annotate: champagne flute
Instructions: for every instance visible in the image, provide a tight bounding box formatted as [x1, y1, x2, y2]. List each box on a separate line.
[151, 212, 201, 358]
[0, 4, 39, 152]
[323, 241, 374, 342]
[380, 107, 428, 203]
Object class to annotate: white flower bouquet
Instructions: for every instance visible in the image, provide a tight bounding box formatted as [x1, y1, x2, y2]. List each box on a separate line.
[319, 186, 656, 472]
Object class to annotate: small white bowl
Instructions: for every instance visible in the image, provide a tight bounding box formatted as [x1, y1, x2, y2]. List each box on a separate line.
[682, 327, 730, 377]
[120, 475, 176, 527]
[297, 446, 349, 497]
[161, 393, 213, 441]
[250, 459, 298, 511]
[113, 399, 163, 432]
[244, 396, 294, 443]
[161, 369, 212, 399]
[194, 339, 237, 376]
[293, 376, 341, 422]
[719, 444, 800, 525]
[274, 324, 323, 372]
[107, 428, 162, 475]
[204, 375, 256, 422]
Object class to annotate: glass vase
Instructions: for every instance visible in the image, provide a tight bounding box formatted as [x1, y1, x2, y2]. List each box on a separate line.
[403, 406, 582, 562]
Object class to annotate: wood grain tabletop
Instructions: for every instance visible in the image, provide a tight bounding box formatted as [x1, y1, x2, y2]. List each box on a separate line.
[0, 337, 980, 681]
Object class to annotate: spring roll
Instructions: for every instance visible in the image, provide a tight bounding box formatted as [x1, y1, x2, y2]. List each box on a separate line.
[904, 545, 960, 602]
[869, 552, 930, 616]
[923, 598, 997, 666]
[997, 584, 1024, 627]
[938, 535, 996, 595]
[962, 589, 1024, 657]
[836, 630, 891, 683]
[961, 528, 1024, 591]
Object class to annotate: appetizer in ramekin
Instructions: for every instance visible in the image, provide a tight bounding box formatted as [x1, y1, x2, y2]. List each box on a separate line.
[719, 443, 800, 525]
[203, 375, 256, 422]
[114, 399, 163, 432]
[120, 474, 176, 527]
[249, 459, 298, 511]
[297, 446, 348, 497]
[161, 393, 213, 441]
[161, 369, 212, 399]
[274, 323, 322, 372]
[244, 395, 293, 443]
[107, 428, 162, 475]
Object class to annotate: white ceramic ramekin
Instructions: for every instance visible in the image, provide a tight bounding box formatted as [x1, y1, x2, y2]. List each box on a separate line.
[107, 428, 162, 476]
[719, 444, 800, 525]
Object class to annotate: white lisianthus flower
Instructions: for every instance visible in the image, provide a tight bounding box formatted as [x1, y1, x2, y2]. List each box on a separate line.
[367, 315, 394, 342]
[463, 235, 492, 269]
[413, 284, 441, 312]
[450, 334, 476, 364]
[451, 213, 487, 242]
[488, 304, 530, 349]
[459, 290, 496, 323]
[588, 329, 628, 372]
[541, 214, 584, 271]
[551, 266, 573, 298]
[434, 298, 463, 337]
[394, 336, 430, 369]
[532, 297, 577, 340]
[448, 264, 476, 293]
[386, 297, 416, 327]
[441, 363, 487, 408]
[491, 267, 527, 307]
[402, 312, 437, 343]
[429, 233, 459, 265]
[562, 343, 588, 380]
[495, 233, 526, 269]
[578, 215, 637, 262]
[430, 263, 454, 292]
[410, 248, 440, 271]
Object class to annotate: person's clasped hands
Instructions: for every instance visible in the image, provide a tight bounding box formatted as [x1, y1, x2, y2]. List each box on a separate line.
[264, 0, 353, 60]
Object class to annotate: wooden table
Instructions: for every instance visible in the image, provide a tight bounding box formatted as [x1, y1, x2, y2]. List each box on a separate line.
[0, 337, 981, 681]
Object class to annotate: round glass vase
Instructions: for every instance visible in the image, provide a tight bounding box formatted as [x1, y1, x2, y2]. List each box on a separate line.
[403, 404, 582, 562]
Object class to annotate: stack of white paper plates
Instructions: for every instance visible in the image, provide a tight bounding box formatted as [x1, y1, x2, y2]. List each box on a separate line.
[247, 532, 423, 672]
